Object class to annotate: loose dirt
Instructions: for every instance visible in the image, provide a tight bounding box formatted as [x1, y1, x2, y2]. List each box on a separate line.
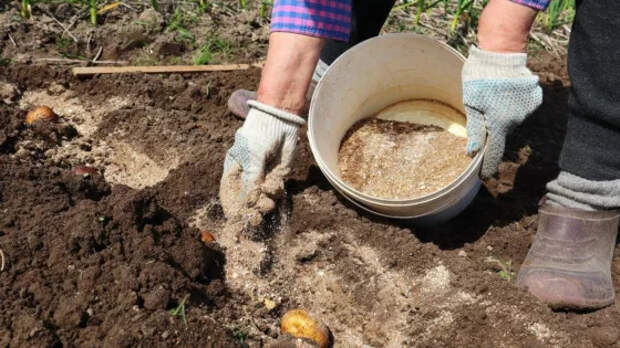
[1, 51, 619, 348]
[339, 117, 470, 199]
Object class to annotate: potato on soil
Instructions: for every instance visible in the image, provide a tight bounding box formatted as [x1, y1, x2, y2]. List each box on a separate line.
[201, 230, 215, 243]
[26, 105, 58, 125]
[73, 166, 98, 176]
[280, 309, 330, 348]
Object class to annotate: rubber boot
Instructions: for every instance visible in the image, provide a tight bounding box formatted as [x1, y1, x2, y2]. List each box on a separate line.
[227, 89, 256, 120]
[517, 202, 619, 310]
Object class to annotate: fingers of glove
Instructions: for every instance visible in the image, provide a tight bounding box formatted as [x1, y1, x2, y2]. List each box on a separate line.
[227, 89, 257, 120]
[219, 159, 244, 220]
[249, 142, 296, 218]
[280, 132, 298, 168]
[463, 77, 542, 124]
[480, 130, 507, 179]
[225, 133, 266, 200]
[256, 133, 296, 198]
[464, 105, 486, 156]
[523, 81, 543, 115]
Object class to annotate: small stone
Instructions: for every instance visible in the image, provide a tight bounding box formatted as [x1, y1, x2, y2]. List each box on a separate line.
[295, 244, 318, 263]
[264, 298, 277, 310]
[587, 326, 619, 347]
[458, 250, 467, 257]
[47, 83, 66, 96]
[0, 81, 19, 104]
[143, 286, 170, 310]
[161, 330, 170, 339]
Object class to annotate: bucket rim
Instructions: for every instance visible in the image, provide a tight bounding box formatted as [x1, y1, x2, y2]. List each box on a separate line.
[308, 33, 484, 206]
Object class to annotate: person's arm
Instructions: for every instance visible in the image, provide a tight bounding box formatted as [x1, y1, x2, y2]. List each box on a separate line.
[462, 0, 548, 178]
[257, 32, 325, 115]
[477, 0, 540, 53]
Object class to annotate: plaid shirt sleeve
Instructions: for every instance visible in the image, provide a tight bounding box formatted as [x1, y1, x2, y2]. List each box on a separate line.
[270, 0, 352, 42]
[509, 0, 550, 10]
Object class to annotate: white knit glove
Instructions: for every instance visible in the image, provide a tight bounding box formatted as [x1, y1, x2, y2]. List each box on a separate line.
[462, 46, 543, 178]
[220, 101, 305, 224]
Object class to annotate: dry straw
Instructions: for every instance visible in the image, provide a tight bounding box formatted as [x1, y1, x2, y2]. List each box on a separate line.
[0, 248, 5, 272]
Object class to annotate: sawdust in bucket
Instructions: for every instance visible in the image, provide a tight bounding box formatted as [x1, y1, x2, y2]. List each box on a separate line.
[338, 99, 472, 200]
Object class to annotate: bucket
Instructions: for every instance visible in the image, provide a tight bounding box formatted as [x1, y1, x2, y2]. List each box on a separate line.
[307, 33, 483, 224]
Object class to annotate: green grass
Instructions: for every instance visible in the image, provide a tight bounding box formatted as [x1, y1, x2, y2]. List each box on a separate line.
[232, 328, 247, 344]
[259, 0, 272, 20]
[393, 0, 574, 35]
[540, 0, 575, 31]
[193, 36, 235, 65]
[150, 0, 160, 12]
[167, 7, 200, 44]
[193, 0, 209, 13]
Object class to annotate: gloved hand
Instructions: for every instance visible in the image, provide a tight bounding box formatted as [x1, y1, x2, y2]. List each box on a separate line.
[219, 100, 305, 225]
[462, 46, 543, 178]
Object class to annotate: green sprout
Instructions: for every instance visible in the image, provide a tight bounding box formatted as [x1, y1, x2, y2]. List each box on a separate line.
[169, 294, 190, 328]
[259, 0, 272, 20]
[232, 328, 247, 343]
[21, 0, 32, 19]
[486, 256, 515, 281]
[88, 0, 97, 25]
[450, 0, 474, 32]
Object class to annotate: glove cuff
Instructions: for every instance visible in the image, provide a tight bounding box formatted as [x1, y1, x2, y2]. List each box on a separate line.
[307, 59, 329, 101]
[463, 46, 532, 80]
[247, 100, 306, 126]
[312, 59, 329, 85]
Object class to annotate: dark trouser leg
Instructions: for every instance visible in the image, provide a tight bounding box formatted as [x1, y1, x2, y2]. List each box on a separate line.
[545, 0, 620, 210]
[560, 0, 620, 181]
[319, 0, 397, 65]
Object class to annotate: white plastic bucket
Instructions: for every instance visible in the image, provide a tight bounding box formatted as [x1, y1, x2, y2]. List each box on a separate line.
[307, 33, 483, 224]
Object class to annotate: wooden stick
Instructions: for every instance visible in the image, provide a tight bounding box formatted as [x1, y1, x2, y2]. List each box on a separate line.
[72, 62, 264, 76]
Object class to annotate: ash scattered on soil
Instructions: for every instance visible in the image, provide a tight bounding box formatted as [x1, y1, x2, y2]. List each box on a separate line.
[1, 52, 619, 348]
[339, 117, 471, 199]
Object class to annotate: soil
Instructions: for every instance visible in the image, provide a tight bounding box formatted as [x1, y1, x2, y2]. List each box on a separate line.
[338, 117, 470, 199]
[0, 1, 269, 67]
[1, 15, 619, 348]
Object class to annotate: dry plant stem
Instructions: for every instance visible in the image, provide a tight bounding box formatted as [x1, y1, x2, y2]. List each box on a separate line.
[35, 58, 129, 65]
[42, 9, 79, 43]
[8, 34, 17, 47]
[92, 46, 103, 62]
[63, 9, 86, 39]
[0, 248, 5, 272]
[119, 2, 136, 10]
